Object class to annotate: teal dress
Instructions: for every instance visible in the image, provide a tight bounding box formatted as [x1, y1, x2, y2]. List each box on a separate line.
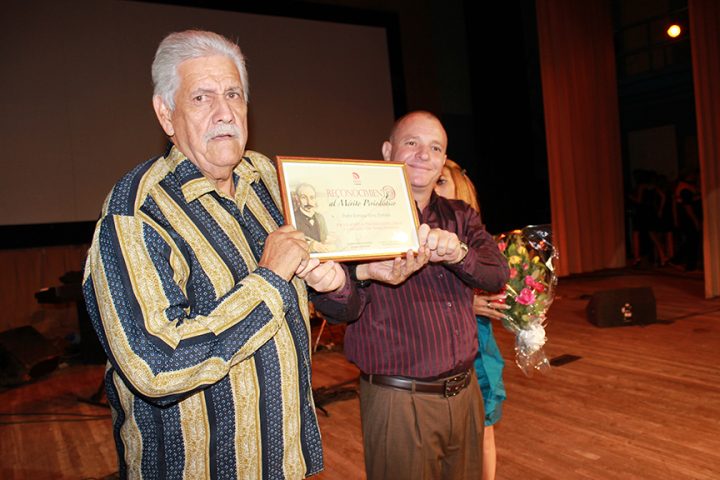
[474, 316, 507, 426]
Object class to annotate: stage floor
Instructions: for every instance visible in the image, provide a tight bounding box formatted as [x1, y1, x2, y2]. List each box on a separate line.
[1, 267, 718, 480]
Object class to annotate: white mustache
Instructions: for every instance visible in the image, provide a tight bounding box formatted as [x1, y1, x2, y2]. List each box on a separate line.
[204, 124, 241, 142]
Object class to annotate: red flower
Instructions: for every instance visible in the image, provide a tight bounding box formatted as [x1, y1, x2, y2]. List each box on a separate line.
[517, 287, 536, 305]
[498, 241, 507, 252]
[524, 275, 546, 293]
[509, 268, 518, 279]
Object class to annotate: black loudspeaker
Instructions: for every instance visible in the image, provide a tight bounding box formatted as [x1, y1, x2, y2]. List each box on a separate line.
[0, 326, 60, 385]
[586, 287, 657, 327]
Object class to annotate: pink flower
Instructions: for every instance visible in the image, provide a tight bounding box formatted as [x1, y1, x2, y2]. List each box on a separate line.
[498, 241, 507, 252]
[509, 268, 518, 279]
[524, 275, 535, 287]
[517, 287, 536, 305]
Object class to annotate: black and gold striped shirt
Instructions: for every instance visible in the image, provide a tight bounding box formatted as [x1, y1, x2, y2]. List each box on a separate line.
[83, 146, 322, 479]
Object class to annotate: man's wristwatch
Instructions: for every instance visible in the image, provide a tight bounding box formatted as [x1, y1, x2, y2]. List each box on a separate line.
[348, 264, 371, 288]
[447, 242, 469, 265]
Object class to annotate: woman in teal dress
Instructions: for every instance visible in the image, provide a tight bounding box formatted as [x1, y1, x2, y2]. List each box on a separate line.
[436, 159, 508, 480]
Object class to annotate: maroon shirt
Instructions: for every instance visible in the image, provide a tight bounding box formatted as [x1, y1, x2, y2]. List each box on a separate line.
[312, 193, 509, 379]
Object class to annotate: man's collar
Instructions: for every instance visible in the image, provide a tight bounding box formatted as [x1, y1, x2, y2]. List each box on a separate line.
[233, 157, 261, 211]
[414, 189, 439, 213]
[164, 146, 260, 204]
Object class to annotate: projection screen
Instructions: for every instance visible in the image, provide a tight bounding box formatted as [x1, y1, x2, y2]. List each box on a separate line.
[0, 0, 396, 227]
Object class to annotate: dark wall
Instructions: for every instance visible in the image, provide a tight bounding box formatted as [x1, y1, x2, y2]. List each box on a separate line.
[309, 0, 551, 234]
[463, 1, 549, 234]
[3, 0, 551, 246]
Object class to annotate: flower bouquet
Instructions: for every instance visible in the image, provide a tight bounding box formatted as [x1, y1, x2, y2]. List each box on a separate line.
[495, 225, 558, 377]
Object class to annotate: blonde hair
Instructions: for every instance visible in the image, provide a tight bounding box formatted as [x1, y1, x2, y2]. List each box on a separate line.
[444, 159, 480, 214]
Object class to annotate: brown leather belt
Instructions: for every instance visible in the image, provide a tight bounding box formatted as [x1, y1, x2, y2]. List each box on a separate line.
[360, 370, 472, 397]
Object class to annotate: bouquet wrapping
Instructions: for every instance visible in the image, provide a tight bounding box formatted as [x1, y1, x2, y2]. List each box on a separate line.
[495, 225, 558, 377]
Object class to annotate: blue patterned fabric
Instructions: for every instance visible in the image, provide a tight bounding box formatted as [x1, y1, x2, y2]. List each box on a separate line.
[83, 146, 322, 479]
[473, 316, 507, 426]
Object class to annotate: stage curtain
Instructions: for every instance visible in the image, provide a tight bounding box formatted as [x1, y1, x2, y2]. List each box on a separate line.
[536, 0, 626, 276]
[688, 0, 720, 299]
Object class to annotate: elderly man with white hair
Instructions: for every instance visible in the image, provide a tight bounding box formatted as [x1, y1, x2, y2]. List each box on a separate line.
[83, 30, 345, 479]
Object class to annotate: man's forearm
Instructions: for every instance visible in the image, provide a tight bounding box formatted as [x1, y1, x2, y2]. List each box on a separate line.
[311, 269, 366, 323]
[446, 228, 510, 292]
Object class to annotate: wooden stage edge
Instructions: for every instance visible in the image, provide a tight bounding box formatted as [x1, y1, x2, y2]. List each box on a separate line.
[1, 266, 718, 480]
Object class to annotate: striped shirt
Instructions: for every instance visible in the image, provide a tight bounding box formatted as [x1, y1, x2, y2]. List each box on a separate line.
[313, 193, 509, 379]
[83, 146, 322, 479]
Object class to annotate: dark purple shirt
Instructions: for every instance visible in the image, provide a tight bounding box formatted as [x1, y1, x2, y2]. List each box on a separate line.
[312, 193, 510, 379]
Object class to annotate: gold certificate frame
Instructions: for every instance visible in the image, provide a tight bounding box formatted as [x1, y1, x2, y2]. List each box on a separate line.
[276, 156, 420, 261]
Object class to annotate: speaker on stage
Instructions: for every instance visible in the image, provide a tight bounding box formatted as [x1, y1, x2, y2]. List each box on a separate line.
[586, 287, 656, 327]
[0, 325, 60, 385]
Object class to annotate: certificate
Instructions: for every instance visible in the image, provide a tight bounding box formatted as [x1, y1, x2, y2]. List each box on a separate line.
[276, 156, 420, 261]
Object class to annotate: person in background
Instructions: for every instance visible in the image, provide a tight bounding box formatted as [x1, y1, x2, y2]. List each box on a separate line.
[655, 173, 675, 266]
[83, 30, 345, 479]
[436, 159, 508, 480]
[312, 111, 510, 480]
[628, 169, 669, 267]
[672, 169, 703, 271]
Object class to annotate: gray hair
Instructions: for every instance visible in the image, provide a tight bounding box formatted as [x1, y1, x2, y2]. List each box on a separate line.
[151, 30, 249, 110]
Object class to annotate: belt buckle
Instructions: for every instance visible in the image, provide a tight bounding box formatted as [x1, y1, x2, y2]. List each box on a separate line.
[443, 371, 468, 397]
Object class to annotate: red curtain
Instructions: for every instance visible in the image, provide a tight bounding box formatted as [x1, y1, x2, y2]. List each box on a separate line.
[536, 0, 626, 276]
[689, 0, 720, 298]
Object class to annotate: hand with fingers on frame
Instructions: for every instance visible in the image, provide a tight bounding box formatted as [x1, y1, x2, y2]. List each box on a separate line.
[354, 246, 431, 286]
[417, 223, 468, 265]
[260, 225, 346, 292]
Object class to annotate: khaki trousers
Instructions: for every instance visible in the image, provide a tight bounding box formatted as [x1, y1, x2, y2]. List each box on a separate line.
[359, 372, 484, 480]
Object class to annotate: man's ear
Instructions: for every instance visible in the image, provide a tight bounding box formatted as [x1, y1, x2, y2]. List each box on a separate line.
[381, 141, 392, 161]
[152, 95, 174, 137]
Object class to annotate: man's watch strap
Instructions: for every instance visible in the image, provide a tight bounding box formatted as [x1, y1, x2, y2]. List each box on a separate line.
[447, 242, 469, 265]
[457, 241, 469, 262]
[348, 264, 371, 288]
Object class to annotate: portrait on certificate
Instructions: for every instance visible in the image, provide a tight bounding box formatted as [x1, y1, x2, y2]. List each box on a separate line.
[276, 157, 420, 261]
